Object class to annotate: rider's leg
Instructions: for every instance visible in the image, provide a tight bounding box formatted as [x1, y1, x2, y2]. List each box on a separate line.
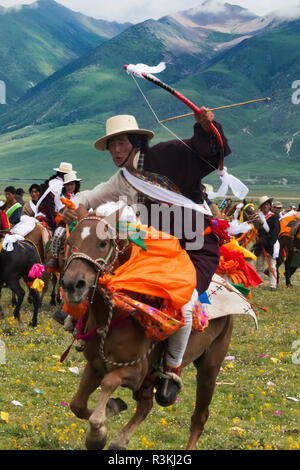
[155, 289, 198, 407]
[46, 226, 66, 268]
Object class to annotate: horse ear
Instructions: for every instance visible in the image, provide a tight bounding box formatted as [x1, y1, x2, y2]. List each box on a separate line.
[103, 209, 121, 232]
[77, 204, 89, 221]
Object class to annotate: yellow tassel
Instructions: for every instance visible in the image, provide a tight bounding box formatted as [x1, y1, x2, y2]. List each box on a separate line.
[31, 278, 45, 292]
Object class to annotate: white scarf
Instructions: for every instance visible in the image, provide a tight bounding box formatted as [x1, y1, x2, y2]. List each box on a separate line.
[259, 211, 270, 233]
[122, 168, 212, 216]
[206, 167, 249, 201]
[35, 178, 64, 214]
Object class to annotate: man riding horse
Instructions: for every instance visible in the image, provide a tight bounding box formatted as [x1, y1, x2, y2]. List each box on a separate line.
[61, 110, 231, 406]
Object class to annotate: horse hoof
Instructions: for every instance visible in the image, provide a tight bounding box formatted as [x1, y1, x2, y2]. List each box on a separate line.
[29, 321, 37, 328]
[107, 442, 127, 451]
[106, 398, 128, 419]
[85, 424, 107, 450]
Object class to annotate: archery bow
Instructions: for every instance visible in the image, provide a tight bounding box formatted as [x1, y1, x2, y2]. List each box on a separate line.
[160, 97, 271, 123]
[124, 63, 225, 169]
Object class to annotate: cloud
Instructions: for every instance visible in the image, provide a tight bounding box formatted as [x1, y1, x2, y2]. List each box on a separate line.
[0, 0, 299, 22]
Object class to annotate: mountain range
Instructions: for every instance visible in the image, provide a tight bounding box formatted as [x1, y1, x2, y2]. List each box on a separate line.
[0, 0, 299, 189]
[0, 0, 131, 103]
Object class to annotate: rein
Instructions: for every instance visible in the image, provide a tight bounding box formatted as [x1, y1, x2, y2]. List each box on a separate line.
[64, 216, 120, 304]
[98, 288, 156, 368]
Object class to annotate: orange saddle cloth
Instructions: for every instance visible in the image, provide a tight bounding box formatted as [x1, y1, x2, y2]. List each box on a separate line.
[98, 226, 207, 341]
[279, 216, 300, 240]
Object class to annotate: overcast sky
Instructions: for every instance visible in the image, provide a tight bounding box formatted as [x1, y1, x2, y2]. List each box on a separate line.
[0, 0, 299, 23]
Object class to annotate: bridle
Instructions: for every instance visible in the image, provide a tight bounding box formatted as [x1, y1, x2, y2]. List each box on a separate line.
[63, 215, 156, 367]
[240, 203, 260, 225]
[64, 216, 121, 303]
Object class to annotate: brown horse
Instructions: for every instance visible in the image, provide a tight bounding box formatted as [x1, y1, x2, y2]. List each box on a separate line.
[225, 200, 262, 251]
[61, 205, 233, 450]
[23, 222, 62, 306]
[278, 215, 300, 287]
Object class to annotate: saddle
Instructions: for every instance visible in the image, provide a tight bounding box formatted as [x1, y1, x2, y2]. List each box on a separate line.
[279, 215, 300, 240]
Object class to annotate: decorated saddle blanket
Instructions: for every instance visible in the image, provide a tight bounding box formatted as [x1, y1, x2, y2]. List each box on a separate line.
[98, 225, 197, 310]
[279, 216, 300, 240]
[62, 225, 258, 344]
[104, 291, 208, 342]
[203, 274, 258, 328]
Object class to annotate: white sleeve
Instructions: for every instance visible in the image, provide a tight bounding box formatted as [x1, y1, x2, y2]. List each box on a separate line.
[73, 173, 121, 210]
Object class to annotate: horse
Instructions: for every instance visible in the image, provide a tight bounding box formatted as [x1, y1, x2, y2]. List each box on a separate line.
[0, 219, 51, 326]
[61, 205, 233, 450]
[225, 200, 262, 255]
[0, 240, 41, 326]
[21, 219, 61, 307]
[278, 215, 300, 287]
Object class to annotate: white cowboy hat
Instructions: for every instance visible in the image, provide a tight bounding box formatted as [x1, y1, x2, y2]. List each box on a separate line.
[259, 195, 273, 208]
[203, 183, 213, 193]
[94, 115, 154, 151]
[64, 171, 82, 183]
[53, 162, 73, 173]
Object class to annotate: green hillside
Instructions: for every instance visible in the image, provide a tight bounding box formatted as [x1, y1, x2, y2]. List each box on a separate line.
[0, 9, 299, 187]
[0, 0, 131, 104]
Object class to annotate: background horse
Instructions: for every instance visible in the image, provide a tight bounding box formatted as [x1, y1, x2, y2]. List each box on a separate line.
[278, 216, 300, 287]
[0, 240, 41, 326]
[225, 200, 262, 253]
[61, 205, 233, 450]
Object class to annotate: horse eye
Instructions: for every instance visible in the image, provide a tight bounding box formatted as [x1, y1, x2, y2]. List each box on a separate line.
[99, 240, 107, 249]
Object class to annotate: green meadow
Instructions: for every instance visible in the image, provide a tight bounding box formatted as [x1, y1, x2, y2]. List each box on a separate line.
[0, 267, 299, 451]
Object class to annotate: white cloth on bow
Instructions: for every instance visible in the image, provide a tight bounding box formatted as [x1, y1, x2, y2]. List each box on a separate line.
[125, 62, 166, 78]
[206, 167, 249, 201]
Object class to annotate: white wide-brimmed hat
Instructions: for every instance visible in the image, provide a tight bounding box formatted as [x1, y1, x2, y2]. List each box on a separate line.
[259, 195, 273, 208]
[53, 162, 73, 173]
[94, 115, 154, 151]
[63, 171, 82, 183]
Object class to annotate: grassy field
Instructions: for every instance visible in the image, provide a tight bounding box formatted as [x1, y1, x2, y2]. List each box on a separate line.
[0, 266, 299, 451]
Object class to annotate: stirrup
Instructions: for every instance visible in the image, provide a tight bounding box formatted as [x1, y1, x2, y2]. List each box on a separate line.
[154, 370, 183, 407]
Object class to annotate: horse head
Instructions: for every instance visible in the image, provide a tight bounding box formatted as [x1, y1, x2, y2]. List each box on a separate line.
[239, 200, 261, 228]
[227, 200, 261, 228]
[61, 203, 131, 305]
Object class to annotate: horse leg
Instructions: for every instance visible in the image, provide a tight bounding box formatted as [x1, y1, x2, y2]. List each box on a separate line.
[285, 252, 293, 287]
[11, 291, 17, 306]
[86, 368, 131, 450]
[40, 271, 50, 306]
[108, 382, 154, 450]
[186, 317, 233, 450]
[50, 274, 57, 306]
[70, 360, 126, 421]
[56, 273, 62, 304]
[29, 289, 40, 327]
[0, 287, 3, 319]
[9, 280, 25, 322]
[70, 361, 103, 420]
